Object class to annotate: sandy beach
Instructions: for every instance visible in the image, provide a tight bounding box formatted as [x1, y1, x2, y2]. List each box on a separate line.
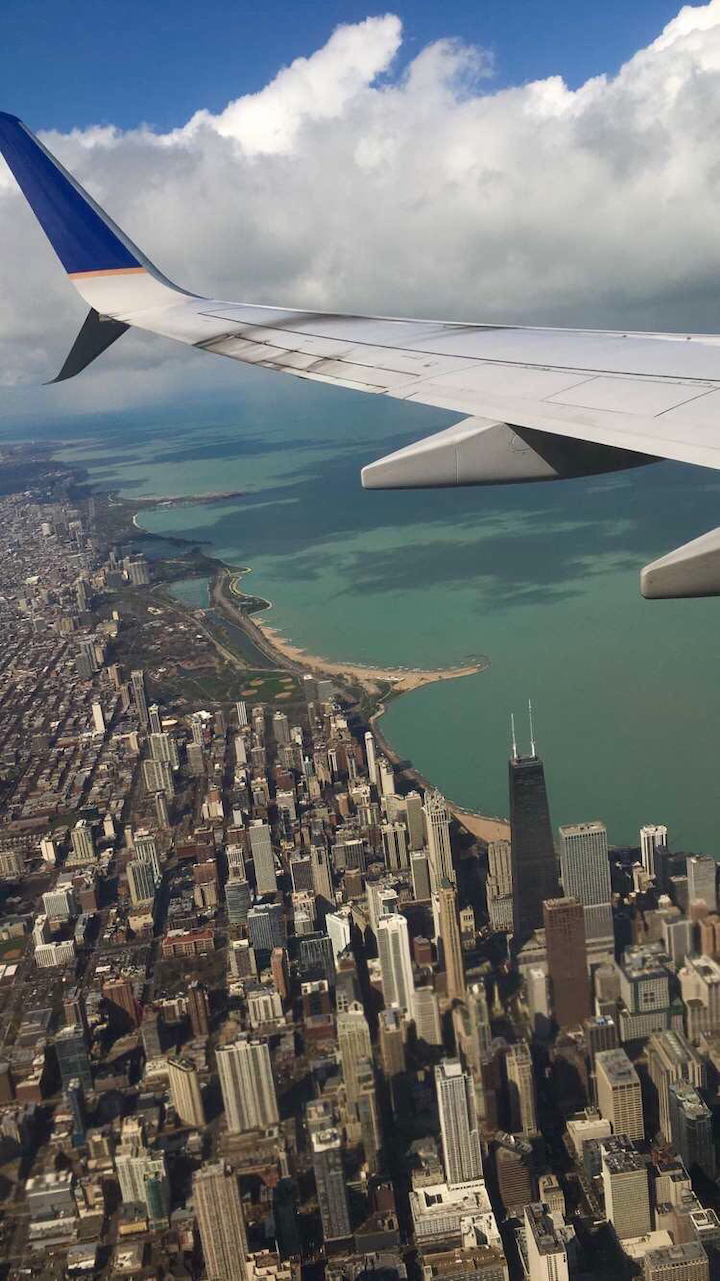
[222, 569, 487, 697]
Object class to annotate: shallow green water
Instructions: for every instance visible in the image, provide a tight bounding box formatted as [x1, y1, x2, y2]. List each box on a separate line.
[20, 369, 720, 852]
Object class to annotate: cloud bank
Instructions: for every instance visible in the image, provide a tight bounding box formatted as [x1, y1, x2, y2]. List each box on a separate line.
[3, 2, 720, 417]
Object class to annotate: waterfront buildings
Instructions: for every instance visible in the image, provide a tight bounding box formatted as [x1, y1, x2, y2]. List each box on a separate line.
[508, 746, 559, 947]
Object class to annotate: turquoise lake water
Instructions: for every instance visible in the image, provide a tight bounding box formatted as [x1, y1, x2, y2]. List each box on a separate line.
[17, 366, 720, 852]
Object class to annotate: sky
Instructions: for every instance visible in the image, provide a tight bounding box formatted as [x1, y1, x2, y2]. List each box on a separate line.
[2, 0, 720, 421]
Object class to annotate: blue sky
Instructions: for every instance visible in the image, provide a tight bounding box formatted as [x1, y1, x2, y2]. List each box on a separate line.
[2, 0, 685, 132]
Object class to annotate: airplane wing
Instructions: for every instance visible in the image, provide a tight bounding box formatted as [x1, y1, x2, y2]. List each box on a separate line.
[1, 108, 719, 599]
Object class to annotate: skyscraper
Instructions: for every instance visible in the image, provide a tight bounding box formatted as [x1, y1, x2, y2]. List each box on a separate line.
[168, 1056, 205, 1128]
[595, 1049, 644, 1141]
[601, 1136, 651, 1241]
[405, 791, 424, 851]
[187, 981, 210, 1039]
[193, 1162, 249, 1281]
[687, 856, 717, 912]
[559, 822, 614, 960]
[127, 858, 155, 905]
[311, 1123, 352, 1242]
[668, 1081, 716, 1179]
[377, 913, 415, 1013]
[524, 1203, 569, 1281]
[506, 1041, 538, 1136]
[131, 669, 149, 728]
[436, 879, 466, 1003]
[543, 897, 590, 1028]
[249, 821, 277, 896]
[508, 734, 559, 947]
[216, 1035, 279, 1134]
[423, 790, 455, 890]
[640, 824, 668, 878]
[364, 731, 377, 786]
[337, 1001, 372, 1109]
[435, 1058, 483, 1186]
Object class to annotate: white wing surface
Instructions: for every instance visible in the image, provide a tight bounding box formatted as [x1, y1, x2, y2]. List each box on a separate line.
[2, 108, 720, 598]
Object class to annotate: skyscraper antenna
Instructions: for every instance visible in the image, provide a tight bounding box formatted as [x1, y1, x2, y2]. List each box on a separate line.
[528, 699, 536, 756]
[511, 713, 518, 759]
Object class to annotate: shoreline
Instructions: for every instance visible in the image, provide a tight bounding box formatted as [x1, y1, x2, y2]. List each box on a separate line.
[130, 497, 510, 839]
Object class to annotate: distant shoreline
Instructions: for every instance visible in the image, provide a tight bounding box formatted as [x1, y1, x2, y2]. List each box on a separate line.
[129, 496, 509, 840]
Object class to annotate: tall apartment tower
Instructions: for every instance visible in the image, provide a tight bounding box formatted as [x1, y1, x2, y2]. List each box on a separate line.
[668, 1081, 716, 1179]
[641, 824, 668, 878]
[647, 1030, 706, 1143]
[249, 822, 277, 896]
[193, 1162, 249, 1281]
[311, 1123, 352, 1242]
[506, 1040, 538, 1136]
[377, 914, 415, 1013]
[187, 981, 210, 1039]
[436, 879, 466, 1003]
[412, 985, 443, 1046]
[337, 1002, 372, 1108]
[127, 859, 155, 905]
[601, 1136, 651, 1240]
[508, 737, 559, 947]
[595, 1049, 644, 1141]
[131, 669, 149, 728]
[216, 1035, 279, 1134]
[466, 982, 493, 1069]
[687, 856, 717, 912]
[559, 821, 614, 960]
[435, 1058, 483, 1186]
[364, 732, 377, 787]
[423, 791, 455, 891]
[405, 791, 425, 851]
[167, 1057, 206, 1128]
[543, 897, 591, 1028]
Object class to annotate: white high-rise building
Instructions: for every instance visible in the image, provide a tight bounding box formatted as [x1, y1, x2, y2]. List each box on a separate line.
[216, 1035, 279, 1134]
[559, 822, 614, 961]
[595, 1049, 644, 1141]
[435, 1058, 483, 1186]
[91, 701, 105, 735]
[423, 791, 455, 891]
[687, 856, 717, 912]
[326, 908, 352, 963]
[236, 700, 248, 728]
[377, 757, 395, 799]
[249, 821, 277, 896]
[364, 732, 377, 786]
[377, 913, 415, 1013]
[412, 986, 442, 1045]
[641, 824, 668, 878]
[601, 1137, 651, 1240]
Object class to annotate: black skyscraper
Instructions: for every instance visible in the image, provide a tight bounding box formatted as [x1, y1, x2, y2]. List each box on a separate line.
[509, 742, 559, 948]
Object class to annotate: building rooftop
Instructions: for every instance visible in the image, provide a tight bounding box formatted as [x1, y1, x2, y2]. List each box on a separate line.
[524, 1203, 565, 1255]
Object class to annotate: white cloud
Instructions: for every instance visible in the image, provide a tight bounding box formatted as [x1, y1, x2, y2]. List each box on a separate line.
[3, 4, 720, 420]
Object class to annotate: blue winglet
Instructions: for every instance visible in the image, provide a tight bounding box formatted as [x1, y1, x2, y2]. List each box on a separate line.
[0, 111, 141, 275]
